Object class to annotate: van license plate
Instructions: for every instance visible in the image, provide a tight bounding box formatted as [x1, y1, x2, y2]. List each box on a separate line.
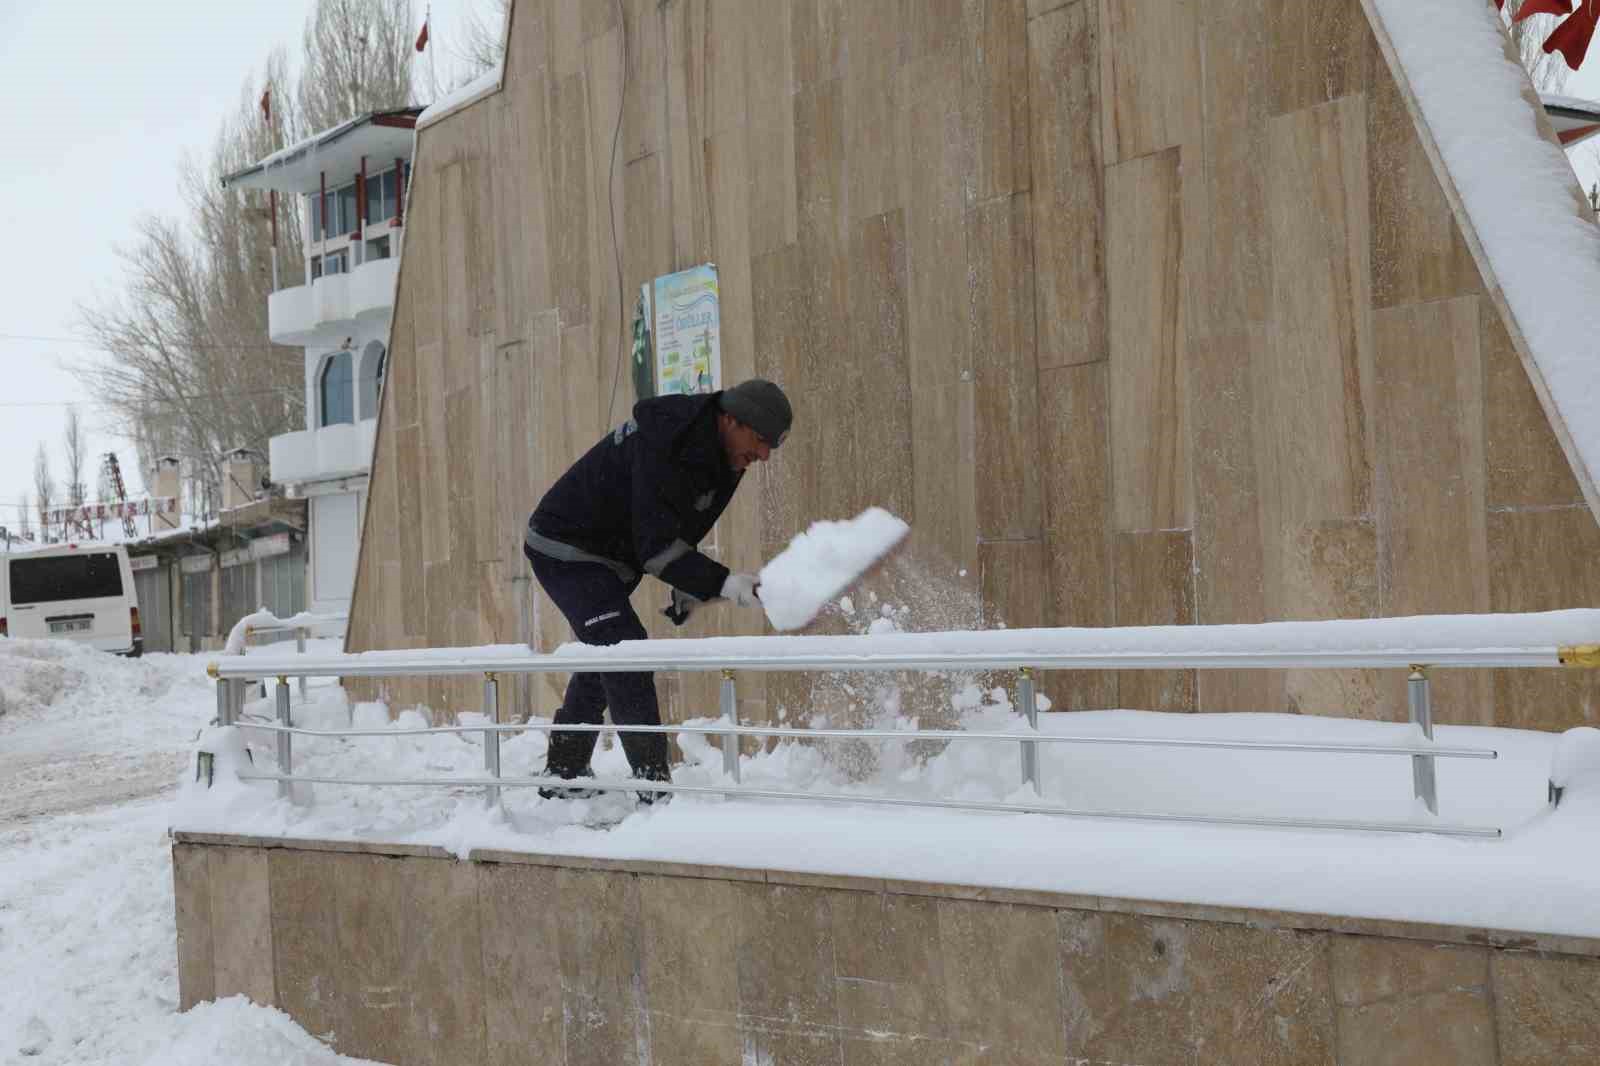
[49, 619, 92, 635]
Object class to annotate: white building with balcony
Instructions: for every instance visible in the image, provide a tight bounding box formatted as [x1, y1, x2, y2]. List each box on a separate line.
[221, 107, 421, 619]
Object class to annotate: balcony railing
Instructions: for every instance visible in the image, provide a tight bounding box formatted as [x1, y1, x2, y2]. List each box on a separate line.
[268, 255, 398, 346]
[268, 418, 376, 484]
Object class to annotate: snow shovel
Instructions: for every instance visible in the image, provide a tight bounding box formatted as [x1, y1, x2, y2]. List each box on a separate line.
[756, 507, 910, 631]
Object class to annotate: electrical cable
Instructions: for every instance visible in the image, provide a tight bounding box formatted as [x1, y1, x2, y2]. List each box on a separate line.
[604, 0, 629, 426]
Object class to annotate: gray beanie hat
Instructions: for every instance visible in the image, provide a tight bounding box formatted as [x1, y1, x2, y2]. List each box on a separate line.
[719, 378, 793, 447]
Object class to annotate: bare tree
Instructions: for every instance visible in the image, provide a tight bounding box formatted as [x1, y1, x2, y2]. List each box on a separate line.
[63, 406, 88, 509]
[33, 445, 55, 542]
[1503, 1, 1571, 94]
[458, 0, 510, 80]
[16, 495, 32, 541]
[77, 53, 306, 518]
[298, 0, 415, 133]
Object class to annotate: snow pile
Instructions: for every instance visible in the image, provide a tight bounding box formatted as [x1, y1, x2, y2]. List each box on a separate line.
[758, 507, 910, 630]
[130, 998, 388, 1066]
[1371, 0, 1600, 502]
[1551, 726, 1600, 794]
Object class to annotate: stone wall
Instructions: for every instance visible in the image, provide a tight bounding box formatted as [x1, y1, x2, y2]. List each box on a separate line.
[174, 833, 1600, 1065]
[345, 0, 1600, 733]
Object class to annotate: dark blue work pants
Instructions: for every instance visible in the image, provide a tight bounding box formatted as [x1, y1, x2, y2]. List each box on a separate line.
[526, 548, 670, 781]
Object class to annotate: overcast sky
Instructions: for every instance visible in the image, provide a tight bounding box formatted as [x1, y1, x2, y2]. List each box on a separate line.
[0, 0, 478, 535]
[0, 5, 1597, 537]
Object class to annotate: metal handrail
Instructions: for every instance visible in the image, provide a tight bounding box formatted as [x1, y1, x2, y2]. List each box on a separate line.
[204, 616, 1600, 838]
[239, 718, 1499, 760]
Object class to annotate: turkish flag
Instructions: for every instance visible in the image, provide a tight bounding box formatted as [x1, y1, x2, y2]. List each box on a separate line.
[1545, 0, 1600, 69]
[415, 19, 429, 52]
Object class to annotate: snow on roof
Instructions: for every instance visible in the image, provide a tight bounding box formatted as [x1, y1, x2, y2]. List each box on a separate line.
[416, 61, 504, 130]
[1371, 0, 1600, 520]
[221, 108, 423, 196]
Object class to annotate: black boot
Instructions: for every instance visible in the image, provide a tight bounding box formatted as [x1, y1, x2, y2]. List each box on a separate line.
[632, 757, 673, 806]
[539, 729, 599, 800]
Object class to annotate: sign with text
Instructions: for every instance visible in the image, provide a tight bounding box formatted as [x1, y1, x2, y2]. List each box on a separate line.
[652, 263, 720, 397]
[47, 497, 177, 526]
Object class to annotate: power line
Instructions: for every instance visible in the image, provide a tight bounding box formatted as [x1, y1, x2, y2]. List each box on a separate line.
[0, 386, 300, 408]
[0, 331, 289, 351]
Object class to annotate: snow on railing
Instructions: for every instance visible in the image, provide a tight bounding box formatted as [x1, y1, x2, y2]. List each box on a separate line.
[201, 610, 1600, 839]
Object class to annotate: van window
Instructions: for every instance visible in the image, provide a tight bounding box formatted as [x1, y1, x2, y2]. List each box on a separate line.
[9, 553, 125, 605]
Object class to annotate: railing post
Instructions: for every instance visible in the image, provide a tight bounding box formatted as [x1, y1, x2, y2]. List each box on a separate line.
[275, 675, 293, 802]
[1408, 665, 1437, 815]
[720, 668, 740, 783]
[484, 672, 502, 808]
[1019, 667, 1040, 792]
[230, 677, 246, 726]
[215, 674, 230, 726]
[296, 627, 308, 700]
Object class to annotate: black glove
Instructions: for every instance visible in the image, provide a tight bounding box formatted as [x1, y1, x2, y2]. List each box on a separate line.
[662, 587, 702, 627]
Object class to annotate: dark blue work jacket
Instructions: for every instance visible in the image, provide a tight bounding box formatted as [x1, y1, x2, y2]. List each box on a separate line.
[528, 392, 740, 602]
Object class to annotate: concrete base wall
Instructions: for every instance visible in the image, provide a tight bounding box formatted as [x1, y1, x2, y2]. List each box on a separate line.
[173, 832, 1600, 1065]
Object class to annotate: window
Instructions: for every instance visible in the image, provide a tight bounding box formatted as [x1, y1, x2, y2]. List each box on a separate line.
[365, 234, 391, 261]
[320, 351, 354, 426]
[358, 342, 386, 419]
[310, 255, 322, 280]
[323, 250, 347, 276]
[339, 183, 358, 234]
[8, 552, 123, 604]
[365, 169, 398, 226]
[308, 182, 360, 239]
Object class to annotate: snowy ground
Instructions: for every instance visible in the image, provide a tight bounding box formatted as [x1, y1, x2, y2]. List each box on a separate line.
[0, 638, 385, 1066]
[5, 612, 1600, 1064]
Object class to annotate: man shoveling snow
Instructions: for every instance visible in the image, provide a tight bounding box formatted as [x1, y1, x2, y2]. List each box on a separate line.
[523, 379, 793, 802]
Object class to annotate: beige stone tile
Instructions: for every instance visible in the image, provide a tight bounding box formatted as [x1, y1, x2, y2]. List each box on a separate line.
[640, 874, 741, 1026]
[1493, 951, 1600, 1066]
[1264, 0, 1373, 116]
[267, 850, 346, 1044]
[332, 854, 486, 1064]
[1487, 507, 1600, 732]
[1332, 938, 1496, 1065]
[172, 844, 214, 1010]
[844, 0, 904, 222]
[1338, 989, 1497, 1066]
[206, 846, 276, 1007]
[1062, 911, 1335, 1064]
[1098, 0, 1202, 165]
[910, 381, 980, 584]
[1279, 519, 1387, 721]
[845, 1032, 957, 1066]
[736, 882, 840, 1030]
[478, 862, 565, 1066]
[847, 209, 916, 524]
[965, 0, 1030, 204]
[831, 891, 946, 1039]
[738, 1026, 845, 1066]
[1482, 299, 1584, 511]
[937, 897, 1065, 1057]
[1366, 41, 1481, 310]
[1028, 0, 1105, 369]
[1107, 147, 1191, 533]
[649, 1012, 743, 1066]
[1113, 530, 1196, 712]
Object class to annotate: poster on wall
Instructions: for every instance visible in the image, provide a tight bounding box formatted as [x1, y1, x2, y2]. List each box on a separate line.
[652, 263, 720, 396]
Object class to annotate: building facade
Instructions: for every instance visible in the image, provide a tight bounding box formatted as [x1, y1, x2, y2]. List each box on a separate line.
[222, 109, 421, 622]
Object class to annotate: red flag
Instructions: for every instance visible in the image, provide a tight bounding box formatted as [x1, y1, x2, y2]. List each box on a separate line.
[415, 18, 429, 52]
[1545, 0, 1600, 69]
[260, 87, 271, 123]
[1515, 0, 1575, 22]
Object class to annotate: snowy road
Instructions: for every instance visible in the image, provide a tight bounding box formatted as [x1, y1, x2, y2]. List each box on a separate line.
[0, 638, 385, 1065]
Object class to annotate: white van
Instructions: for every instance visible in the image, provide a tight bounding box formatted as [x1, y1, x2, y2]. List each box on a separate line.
[0, 542, 143, 657]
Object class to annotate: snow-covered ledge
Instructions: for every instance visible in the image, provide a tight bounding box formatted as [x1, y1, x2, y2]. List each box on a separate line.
[1365, 0, 1600, 522]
